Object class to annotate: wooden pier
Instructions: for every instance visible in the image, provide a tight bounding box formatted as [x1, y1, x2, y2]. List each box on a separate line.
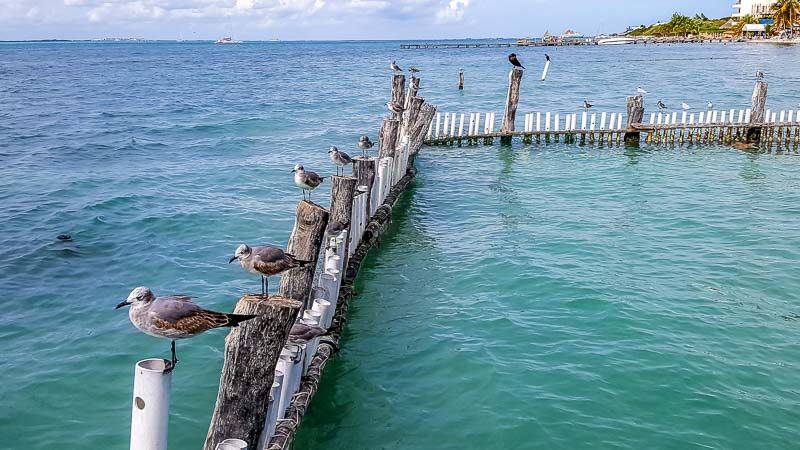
[424, 76, 799, 150]
[400, 37, 734, 50]
[197, 75, 436, 450]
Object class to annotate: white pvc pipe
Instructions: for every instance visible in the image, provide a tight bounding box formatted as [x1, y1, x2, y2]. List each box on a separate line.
[312, 298, 333, 328]
[276, 352, 294, 419]
[540, 59, 551, 82]
[325, 255, 341, 273]
[286, 344, 304, 396]
[319, 272, 338, 312]
[216, 439, 248, 450]
[257, 378, 282, 450]
[130, 358, 171, 450]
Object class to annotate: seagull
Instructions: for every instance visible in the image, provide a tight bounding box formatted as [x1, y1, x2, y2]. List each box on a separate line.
[583, 100, 593, 110]
[637, 86, 648, 95]
[408, 66, 420, 76]
[229, 244, 311, 296]
[657, 100, 667, 111]
[756, 70, 765, 80]
[116, 287, 256, 370]
[358, 135, 374, 157]
[682, 102, 691, 110]
[390, 61, 403, 73]
[508, 53, 525, 69]
[328, 146, 352, 176]
[387, 101, 404, 115]
[326, 219, 350, 235]
[288, 322, 329, 344]
[292, 164, 325, 201]
[707, 102, 714, 110]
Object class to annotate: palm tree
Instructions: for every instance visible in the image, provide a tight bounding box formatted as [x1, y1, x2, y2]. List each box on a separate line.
[773, 0, 800, 35]
[733, 15, 760, 37]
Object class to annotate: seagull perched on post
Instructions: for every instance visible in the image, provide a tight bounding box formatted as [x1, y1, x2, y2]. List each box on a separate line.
[408, 66, 420, 77]
[292, 164, 325, 201]
[358, 135, 374, 157]
[583, 100, 593, 110]
[329, 146, 352, 176]
[390, 61, 403, 73]
[682, 102, 692, 110]
[229, 244, 311, 296]
[116, 287, 256, 370]
[637, 86, 648, 95]
[387, 101, 404, 115]
[707, 102, 714, 110]
[657, 100, 667, 111]
[288, 322, 329, 344]
[508, 53, 525, 69]
[756, 70, 765, 80]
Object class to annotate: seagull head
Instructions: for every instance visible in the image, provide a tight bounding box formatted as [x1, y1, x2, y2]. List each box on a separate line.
[229, 244, 252, 264]
[328, 146, 338, 154]
[117, 286, 154, 309]
[292, 164, 304, 173]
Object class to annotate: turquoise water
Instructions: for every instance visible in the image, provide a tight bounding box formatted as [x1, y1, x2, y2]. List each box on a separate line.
[2, 41, 800, 449]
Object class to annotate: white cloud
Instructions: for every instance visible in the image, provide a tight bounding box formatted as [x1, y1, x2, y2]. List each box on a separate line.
[434, 0, 469, 24]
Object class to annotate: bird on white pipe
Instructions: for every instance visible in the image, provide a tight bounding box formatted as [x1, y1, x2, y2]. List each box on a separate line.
[390, 61, 403, 73]
[358, 135, 374, 157]
[288, 322, 329, 344]
[292, 164, 325, 201]
[657, 100, 667, 111]
[328, 146, 352, 176]
[583, 100, 593, 111]
[682, 102, 692, 111]
[116, 287, 256, 370]
[707, 102, 714, 110]
[230, 244, 311, 296]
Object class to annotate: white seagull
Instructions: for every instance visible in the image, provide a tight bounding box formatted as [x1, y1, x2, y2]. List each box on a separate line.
[637, 87, 648, 95]
[682, 102, 691, 110]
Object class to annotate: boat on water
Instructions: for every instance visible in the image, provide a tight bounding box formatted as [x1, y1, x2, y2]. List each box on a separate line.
[560, 29, 585, 40]
[597, 37, 635, 45]
[215, 37, 242, 44]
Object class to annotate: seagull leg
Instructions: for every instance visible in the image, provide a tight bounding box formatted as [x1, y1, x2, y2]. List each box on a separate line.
[261, 275, 266, 295]
[265, 277, 269, 298]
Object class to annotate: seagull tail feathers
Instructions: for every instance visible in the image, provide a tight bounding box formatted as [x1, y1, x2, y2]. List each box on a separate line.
[224, 313, 258, 327]
[286, 253, 313, 268]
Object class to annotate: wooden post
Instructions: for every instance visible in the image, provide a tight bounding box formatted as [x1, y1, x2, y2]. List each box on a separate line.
[277, 201, 329, 306]
[500, 68, 524, 144]
[624, 95, 644, 145]
[328, 176, 357, 268]
[391, 74, 406, 122]
[352, 158, 376, 215]
[407, 77, 420, 107]
[203, 295, 302, 450]
[747, 80, 768, 143]
[458, 69, 464, 90]
[409, 103, 437, 153]
[378, 118, 400, 158]
[402, 97, 424, 144]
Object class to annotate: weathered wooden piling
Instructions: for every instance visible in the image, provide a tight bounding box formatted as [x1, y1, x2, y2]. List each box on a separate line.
[277, 201, 330, 307]
[407, 77, 420, 106]
[352, 158, 376, 215]
[203, 295, 302, 450]
[500, 68, 523, 144]
[378, 118, 400, 158]
[458, 69, 464, 90]
[391, 74, 406, 121]
[624, 95, 644, 145]
[328, 176, 357, 266]
[748, 80, 768, 143]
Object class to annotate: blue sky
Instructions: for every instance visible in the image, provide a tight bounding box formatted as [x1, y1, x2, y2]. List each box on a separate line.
[0, 0, 732, 41]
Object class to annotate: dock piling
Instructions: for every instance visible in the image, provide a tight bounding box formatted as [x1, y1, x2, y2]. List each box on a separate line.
[500, 68, 523, 144]
[748, 80, 768, 143]
[624, 95, 644, 145]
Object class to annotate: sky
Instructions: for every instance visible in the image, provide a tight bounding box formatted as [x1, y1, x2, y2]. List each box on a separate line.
[0, 0, 733, 41]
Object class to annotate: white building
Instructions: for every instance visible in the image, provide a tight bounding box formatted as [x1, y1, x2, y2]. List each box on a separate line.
[733, 0, 776, 18]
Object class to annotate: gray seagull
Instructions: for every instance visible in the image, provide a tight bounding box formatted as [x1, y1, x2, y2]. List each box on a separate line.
[408, 66, 420, 76]
[288, 322, 329, 344]
[116, 287, 256, 369]
[387, 101, 404, 115]
[229, 244, 311, 296]
[390, 61, 403, 73]
[657, 100, 667, 111]
[292, 164, 326, 201]
[329, 146, 353, 176]
[583, 100, 593, 110]
[358, 135, 374, 157]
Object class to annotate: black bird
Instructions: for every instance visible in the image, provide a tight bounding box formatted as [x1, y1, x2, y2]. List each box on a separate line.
[57, 234, 72, 242]
[508, 53, 525, 69]
[545, 53, 551, 62]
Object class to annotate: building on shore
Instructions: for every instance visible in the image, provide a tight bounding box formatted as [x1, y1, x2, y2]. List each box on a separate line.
[733, 0, 776, 18]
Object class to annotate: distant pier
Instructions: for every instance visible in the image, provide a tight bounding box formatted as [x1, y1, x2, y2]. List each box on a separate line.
[401, 37, 735, 49]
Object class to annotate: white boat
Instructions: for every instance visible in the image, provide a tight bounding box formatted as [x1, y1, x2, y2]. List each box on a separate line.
[215, 37, 242, 44]
[597, 37, 635, 45]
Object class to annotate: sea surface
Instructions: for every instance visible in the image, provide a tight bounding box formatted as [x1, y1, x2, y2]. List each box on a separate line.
[2, 40, 800, 449]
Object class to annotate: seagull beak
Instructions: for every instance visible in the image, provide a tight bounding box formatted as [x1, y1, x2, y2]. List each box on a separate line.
[116, 300, 130, 309]
[229, 255, 238, 264]
[291, 169, 296, 173]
